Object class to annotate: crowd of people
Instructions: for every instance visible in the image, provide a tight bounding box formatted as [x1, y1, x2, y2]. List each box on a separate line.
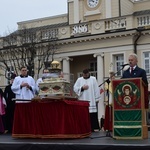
[0, 66, 49, 134]
[0, 53, 149, 134]
[74, 53, 148, 132]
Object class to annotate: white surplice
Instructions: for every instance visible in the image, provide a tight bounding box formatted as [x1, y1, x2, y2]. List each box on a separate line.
[74, 76, 101, 113]
[11, 76, 36, 102]
[36, 77, 43, 93]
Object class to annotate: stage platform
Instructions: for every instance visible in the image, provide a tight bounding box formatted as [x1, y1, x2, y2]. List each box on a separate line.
[1, 131, 150, 150]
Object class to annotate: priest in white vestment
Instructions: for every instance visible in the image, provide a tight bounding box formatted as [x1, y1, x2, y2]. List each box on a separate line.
[74, 69, 101, 132]
[11, 66, 36, 102]
[36, 68, 50, 94]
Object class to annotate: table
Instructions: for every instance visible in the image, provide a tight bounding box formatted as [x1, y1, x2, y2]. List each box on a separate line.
[12, 99, 91, 138]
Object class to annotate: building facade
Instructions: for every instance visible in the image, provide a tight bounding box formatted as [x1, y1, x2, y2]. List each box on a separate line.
[0, 0, 150, 120]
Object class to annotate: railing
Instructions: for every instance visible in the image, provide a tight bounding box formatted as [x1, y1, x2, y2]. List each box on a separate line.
[105, 18, 126, 31]
[137, 15, 150, 27]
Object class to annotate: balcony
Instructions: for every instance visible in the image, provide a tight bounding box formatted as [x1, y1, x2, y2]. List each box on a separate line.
[137, 15, 150, 27]
[103, 14, 150, 33]
[105, 18, 126, 32]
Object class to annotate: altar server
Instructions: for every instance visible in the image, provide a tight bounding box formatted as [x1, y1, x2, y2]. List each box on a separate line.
[11, 66, 36, 101]
[74, 68, 101, 132]
[36, 68, 50, 94]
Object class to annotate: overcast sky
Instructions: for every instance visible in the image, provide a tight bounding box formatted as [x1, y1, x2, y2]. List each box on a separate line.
[0, 0, 68, 36]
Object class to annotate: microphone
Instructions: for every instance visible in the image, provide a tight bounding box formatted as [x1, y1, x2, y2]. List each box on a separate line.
[121, 64, 129, 67]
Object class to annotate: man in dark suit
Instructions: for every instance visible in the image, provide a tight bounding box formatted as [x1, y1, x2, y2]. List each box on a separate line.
[122, 53, 148, 109]
[122, 53, 148, 85]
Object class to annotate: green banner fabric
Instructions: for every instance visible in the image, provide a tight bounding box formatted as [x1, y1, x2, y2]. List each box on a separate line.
[114, 121, 141, 126]
[114, 128, 141, 137]
[114, 110, 142, 137]
[112, 78, 147, 139]
[114, 110, 141, 121]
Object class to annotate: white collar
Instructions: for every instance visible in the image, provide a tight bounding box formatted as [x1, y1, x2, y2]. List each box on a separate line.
[130, 66, 136, 70]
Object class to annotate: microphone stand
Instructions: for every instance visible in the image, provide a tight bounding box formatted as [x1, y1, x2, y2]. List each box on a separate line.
[91, 65, 127, 139]
[98, 64, 128, 87]
[105, 78, 111, 137]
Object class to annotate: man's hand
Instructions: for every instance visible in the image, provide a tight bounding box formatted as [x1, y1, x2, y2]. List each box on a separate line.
[82, 85, 89, 90]
[21, 82, 30, 88]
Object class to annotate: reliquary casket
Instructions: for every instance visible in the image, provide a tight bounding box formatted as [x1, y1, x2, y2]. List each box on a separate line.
[38, 78, 72, 96]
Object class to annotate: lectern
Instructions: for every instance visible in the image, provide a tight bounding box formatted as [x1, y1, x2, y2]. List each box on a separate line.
[112, 78, 148, 139]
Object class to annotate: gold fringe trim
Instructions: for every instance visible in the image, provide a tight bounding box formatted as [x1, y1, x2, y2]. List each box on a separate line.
[12, 132, 92, 139]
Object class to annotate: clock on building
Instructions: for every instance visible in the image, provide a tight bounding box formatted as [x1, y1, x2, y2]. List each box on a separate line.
[87, 0, 99, 8]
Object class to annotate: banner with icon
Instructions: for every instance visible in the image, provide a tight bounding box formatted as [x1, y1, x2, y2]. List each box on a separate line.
[113, 78, 141, 109]
[112, 78, 148, 139]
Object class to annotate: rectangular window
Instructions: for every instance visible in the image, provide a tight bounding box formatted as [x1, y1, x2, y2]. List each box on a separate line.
[89, 61, 97, 78]
[113, 54, 124, 76]
[89, 61, 97, 71]
[77, 61, 97, 78]
[143, 52, 150, 74]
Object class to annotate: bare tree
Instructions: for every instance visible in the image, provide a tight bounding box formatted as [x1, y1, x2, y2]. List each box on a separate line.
[0, 27, 59, 80]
